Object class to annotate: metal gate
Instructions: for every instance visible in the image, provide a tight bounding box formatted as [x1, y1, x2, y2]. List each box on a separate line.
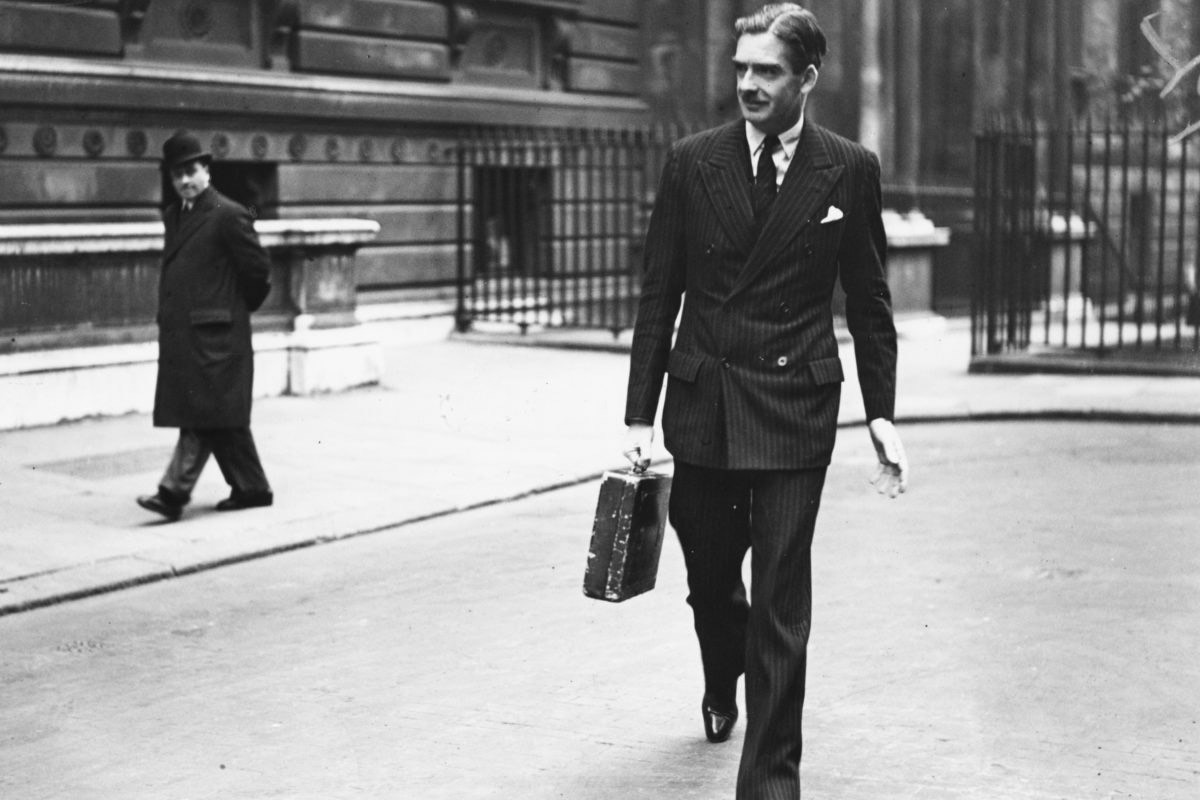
[454, 127, 675, 336]
[974, 117, 1200, 366]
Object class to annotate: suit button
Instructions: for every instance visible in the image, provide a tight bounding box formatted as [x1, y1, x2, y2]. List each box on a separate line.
[721, 358, 731, 370]
[779, 301, 791, 314]
[776, 356, 789, 367]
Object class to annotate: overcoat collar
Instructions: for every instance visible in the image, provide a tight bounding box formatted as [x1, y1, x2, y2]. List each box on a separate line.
[698, 120, 844, 299]
[162, 187, 216, 266]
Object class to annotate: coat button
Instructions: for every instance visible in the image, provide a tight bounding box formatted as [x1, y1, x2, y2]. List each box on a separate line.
[721, 358, 731, 370]
[779, 301, 791, 314]
[776, 356, 789, 367]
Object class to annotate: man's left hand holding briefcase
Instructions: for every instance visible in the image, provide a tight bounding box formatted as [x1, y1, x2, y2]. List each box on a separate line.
[583, 460, 671, 603]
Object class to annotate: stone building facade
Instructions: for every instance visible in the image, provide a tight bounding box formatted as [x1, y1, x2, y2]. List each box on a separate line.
[2, 0, 1196, 417]
[0, 0, 647, 306]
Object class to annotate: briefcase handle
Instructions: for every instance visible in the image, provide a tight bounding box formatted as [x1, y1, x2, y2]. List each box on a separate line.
[622, 446, 649, 475]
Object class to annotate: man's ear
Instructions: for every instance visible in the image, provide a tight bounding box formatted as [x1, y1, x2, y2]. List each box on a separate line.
[800, 65, 819, 94]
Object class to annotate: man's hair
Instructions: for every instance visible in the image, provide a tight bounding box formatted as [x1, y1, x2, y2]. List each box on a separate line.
[735, 3, 827, 73]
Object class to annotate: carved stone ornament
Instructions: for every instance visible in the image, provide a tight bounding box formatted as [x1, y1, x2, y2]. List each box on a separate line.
[83, 130, 106, 158]
[211, 133, 231, 159]
[358, 138, 375, 162]
[288, 133, 307, 161]
[251, 134, 270, 160]
[481, 31, 510, 68]
[0, 126, 7, 155]
[325, 137, 341, 161]
[180, 0, 214, 39]
[390, 138, 406, 163]
[126, 129, 148, 157]
[33, 126, 57, 158]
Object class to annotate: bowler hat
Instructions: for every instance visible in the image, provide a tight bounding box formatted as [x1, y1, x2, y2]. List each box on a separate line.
[161, 130, 211, 170]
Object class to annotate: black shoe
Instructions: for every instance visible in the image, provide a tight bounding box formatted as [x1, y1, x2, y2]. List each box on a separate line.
[215, 491, 274, 511]
[137, 493, 183, 521]
[702, 696, 739, 743]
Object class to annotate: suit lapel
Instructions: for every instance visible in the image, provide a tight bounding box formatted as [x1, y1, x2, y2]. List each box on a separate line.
[698, 122, 757, 256]
[729, 123, 844, 298]
[162, 190, 213, 266]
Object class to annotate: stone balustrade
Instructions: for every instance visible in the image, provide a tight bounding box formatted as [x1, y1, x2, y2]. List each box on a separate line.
[0, 218, 381, 430]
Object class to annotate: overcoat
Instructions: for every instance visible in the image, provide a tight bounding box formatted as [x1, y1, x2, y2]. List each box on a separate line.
[153, 187, 272, 429]
[625, 120, 897, 470]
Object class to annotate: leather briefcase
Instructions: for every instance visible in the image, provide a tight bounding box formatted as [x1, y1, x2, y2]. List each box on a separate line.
[583, 467, 671, 602]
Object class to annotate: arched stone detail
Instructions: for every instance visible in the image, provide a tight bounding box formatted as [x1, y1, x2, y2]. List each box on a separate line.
[288, 133, 307, 162]
[83, 130, 107, 158]
[33, 126, 57, 158]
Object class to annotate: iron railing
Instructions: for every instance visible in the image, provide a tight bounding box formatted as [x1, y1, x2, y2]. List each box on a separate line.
[974, 118, 1200, 364]
[454, 126, 680, 335]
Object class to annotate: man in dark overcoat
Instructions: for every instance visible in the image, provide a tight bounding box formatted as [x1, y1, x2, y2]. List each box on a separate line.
[136, 131, 274, 522]
[622, 4, 909, 798]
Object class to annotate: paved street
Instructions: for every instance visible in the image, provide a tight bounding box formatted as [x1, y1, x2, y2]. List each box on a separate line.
[2, 418, 1198, 799]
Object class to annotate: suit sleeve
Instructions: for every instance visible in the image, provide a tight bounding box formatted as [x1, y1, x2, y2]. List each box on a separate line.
[837, 151, 897, 422]
[624, 144, 688, 426]
[221, 205, 273, 312]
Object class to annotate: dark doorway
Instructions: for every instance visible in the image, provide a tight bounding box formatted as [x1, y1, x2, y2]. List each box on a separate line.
[473, 165, 552, 275]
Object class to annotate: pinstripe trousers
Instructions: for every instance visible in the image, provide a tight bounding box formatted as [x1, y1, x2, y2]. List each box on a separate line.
[670, 460, 828, 800]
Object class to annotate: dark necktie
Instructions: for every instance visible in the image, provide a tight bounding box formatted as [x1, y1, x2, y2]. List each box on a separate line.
[753, 135, 780, 226]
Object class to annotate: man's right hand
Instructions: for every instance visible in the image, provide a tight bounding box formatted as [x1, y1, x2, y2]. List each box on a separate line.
[623, 423, 654, 472]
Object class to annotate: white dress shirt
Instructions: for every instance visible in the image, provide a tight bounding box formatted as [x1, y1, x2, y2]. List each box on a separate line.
[746, 117, 804, 187]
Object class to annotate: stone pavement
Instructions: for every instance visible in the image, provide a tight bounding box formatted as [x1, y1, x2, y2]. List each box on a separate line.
[2, 416, 1197, 799]
[2, 313, 1199, 617]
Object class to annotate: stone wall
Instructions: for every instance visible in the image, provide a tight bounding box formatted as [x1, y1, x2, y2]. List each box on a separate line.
[0, 0, 648, 301]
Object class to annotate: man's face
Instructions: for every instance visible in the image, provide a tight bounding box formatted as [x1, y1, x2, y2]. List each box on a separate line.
[734, 31, 817, 135]
[170, 160, 211, 202]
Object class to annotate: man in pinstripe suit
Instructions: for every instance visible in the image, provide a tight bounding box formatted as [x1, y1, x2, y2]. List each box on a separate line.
[623, 4, 908, 798]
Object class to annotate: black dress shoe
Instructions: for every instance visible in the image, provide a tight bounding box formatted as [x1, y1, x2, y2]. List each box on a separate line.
[702, 697, 739, 743]
[137, 493, 183, 521]
[215, 491, 274, 511]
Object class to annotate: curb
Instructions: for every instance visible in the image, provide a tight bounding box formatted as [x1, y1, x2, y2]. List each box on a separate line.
[6, 403, 1199, 617]
[0, 463, 649, 618]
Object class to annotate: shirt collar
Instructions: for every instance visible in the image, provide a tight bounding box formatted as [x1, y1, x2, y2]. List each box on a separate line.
[181, 187, 210, 212]
[746, 116, 804, 160]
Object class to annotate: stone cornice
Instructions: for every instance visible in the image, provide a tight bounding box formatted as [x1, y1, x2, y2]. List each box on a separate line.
[0, 55, 649, 128]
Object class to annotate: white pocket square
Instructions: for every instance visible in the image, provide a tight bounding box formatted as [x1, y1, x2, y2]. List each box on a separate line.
[820, 206, 844, 224]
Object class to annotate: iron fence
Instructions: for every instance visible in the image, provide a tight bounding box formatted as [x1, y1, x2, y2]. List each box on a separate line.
[974, 118, 1200, 365]
[454, 126, 681, 335]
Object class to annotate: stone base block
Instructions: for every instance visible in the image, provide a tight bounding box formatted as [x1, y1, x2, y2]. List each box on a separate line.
[0, 343, 159, 430]
[285, 324, 385, 395]
[0, 327, 381, 431]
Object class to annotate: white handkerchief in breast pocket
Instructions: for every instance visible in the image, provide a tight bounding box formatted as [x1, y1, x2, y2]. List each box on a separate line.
[820, 205, 844, 224]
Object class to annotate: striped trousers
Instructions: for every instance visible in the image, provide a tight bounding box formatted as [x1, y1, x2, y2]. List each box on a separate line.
[670, 460, 828, 800]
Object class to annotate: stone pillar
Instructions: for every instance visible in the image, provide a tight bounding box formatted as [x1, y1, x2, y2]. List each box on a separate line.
[706, 0, 737, 123]
[893, 0, 921, 204]
[1080, 0, 1121, 106]
[859, 0, 886, 162]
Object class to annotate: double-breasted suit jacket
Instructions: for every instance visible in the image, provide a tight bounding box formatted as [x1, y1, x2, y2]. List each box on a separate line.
[626, 120, 897, 469]
[153, 188, 272, 430]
